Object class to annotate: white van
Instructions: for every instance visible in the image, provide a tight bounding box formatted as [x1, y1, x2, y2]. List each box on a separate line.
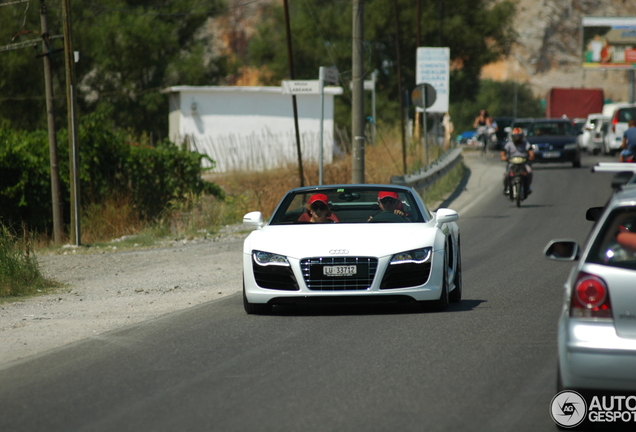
[579, 113, 607, 152]
[605, 104, 636, 154]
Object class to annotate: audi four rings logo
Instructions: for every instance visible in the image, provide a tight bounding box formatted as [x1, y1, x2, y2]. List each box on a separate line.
[329, 249, 349, 254]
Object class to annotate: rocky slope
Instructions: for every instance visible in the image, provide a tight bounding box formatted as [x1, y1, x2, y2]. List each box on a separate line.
[485, 0, 636, 101]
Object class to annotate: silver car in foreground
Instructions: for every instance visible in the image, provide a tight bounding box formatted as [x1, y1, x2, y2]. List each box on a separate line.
[545, 179, 636, 392]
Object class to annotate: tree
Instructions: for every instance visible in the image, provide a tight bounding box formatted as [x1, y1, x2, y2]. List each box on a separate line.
[246, 0, 518, 128]
[0, 0, 228, 137]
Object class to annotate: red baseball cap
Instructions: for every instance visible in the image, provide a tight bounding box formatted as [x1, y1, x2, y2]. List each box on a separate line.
[378, 191, 399, 200]
[308, 193, 329, 205]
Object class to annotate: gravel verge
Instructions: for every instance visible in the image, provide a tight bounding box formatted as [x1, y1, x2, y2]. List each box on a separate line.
[0, 225, 252, 366]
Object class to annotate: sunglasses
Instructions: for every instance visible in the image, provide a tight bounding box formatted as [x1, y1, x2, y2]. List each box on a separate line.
[311, 203, 328, 211]
[380, 197, 397, 204]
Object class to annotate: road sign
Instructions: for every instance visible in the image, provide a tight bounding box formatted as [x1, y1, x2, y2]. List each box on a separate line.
[323, 67, 339, 85]
[411, 83, 436, 109]
[281, 80, 320, 95]
[416, 47, 450, 112]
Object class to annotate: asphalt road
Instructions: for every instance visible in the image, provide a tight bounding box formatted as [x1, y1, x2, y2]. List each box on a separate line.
[0, 150, 621, 432]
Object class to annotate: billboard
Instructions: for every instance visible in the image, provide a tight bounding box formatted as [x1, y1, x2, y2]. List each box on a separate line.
[416, 47, 450, 113]
[582, 17, 636, 69]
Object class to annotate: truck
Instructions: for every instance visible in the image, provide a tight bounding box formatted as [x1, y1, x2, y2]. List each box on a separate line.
[545, 87, 604, 119]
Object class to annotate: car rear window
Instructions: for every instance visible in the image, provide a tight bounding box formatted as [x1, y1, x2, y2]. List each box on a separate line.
[527, 122, 575, 137]
[588, 207, 636, 270]
[617, 107, 636, 123]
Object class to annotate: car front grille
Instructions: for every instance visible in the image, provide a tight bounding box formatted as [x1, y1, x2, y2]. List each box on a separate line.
[300, 257, 378, 291]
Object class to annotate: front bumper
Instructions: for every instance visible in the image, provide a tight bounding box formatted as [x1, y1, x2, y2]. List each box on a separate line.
[533, 148, 578, 163]
[243, 251, 445, 305]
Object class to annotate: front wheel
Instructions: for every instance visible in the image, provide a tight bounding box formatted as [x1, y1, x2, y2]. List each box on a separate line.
[514, 182, 521, 207]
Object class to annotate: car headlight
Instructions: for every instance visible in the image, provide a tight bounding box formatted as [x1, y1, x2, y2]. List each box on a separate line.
[390, 247, 432, 265]
[252, 250, 290, 267]
[564, 143, 577, 150]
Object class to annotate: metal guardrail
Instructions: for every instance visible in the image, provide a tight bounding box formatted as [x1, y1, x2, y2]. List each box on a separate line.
[389, 147, 463, 190]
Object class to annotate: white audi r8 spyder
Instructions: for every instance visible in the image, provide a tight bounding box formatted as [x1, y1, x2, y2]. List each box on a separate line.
[242, 185, 461, 314]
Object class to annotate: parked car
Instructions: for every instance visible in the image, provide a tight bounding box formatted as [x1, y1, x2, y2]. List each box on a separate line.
[526, 118, 581, 167]
[589, 116, 610, 155]
[579, 113, 607, 152]
[545, 180, 636, 393]
[605, 104, 636, 155]
[242, 185, 461, 314]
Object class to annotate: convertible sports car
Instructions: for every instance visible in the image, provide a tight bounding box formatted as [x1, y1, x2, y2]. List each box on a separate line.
[242, 184, 461, 314]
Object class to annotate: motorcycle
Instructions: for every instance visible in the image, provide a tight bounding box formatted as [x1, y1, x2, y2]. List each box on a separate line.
[506, 156, 529, 207]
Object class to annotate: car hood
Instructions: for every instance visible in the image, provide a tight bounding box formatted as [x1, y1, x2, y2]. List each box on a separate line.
[243, 223, 440, 259]
[527, 136, 577, 146]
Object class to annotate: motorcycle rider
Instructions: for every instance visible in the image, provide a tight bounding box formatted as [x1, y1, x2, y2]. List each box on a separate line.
[500, 127, 535, 196]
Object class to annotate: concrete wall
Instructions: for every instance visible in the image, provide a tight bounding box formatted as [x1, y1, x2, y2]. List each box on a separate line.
[163, 86, 343, 172]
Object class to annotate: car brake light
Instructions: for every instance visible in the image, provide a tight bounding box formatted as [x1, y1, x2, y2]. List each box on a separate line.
[611, 111, 619, 133]
[570, 272, 612, 318]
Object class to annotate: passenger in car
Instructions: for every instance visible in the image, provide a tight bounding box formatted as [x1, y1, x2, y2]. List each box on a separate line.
[298, 193, 339, 223]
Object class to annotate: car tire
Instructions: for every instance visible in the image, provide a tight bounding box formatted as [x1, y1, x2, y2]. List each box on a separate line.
[243, 282, 272, 315]
[449, 242, 462, 303]
[572, 155, 581, 168]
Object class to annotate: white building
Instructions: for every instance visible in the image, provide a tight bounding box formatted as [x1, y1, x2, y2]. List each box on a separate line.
[162, 86, 343, 172]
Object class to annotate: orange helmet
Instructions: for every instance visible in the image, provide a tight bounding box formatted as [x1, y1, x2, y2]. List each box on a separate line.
[511, 127, 524, 143]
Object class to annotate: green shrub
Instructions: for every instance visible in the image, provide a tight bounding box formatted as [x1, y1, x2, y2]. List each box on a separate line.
[0, 112, 223, 235]
[0, 224, 53, 298]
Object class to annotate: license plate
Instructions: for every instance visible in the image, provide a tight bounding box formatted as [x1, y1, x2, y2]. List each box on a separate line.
[323, 265, 357, 277]
[542, 151, 560, 158]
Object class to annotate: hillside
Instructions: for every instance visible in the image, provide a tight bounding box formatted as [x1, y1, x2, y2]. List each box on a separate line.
[484, 0, 636, 102]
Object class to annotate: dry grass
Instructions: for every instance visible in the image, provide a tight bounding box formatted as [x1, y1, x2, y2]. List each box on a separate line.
[80, 193, 147, 244]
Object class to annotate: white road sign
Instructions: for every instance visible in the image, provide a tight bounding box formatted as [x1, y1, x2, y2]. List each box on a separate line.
[416, 47, 450, 113]
[281, 80, 321, 95]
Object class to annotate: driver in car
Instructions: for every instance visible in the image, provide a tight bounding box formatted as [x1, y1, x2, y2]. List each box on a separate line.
[368, 191, 410, 221]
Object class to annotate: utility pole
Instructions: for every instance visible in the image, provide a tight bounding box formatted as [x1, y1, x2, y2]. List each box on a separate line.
[62, 0, 81, 245]
[351, 0, 365, 184]
[39, 0, 63, 244]
[283, 0, 304, 187]
[0, 0, 64, 243]
[394, 0, 406, 175]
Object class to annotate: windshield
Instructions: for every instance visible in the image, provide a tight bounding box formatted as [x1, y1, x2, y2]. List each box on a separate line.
[269, 187, 427, 225]
[527, 122, 575, 137]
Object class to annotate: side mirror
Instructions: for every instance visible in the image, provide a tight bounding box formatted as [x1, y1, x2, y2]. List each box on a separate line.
[243, 211, 264, 228]
[585, 207, 604, 222]
[435, 208, 459, 227]
[544, 239, 579, 261]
